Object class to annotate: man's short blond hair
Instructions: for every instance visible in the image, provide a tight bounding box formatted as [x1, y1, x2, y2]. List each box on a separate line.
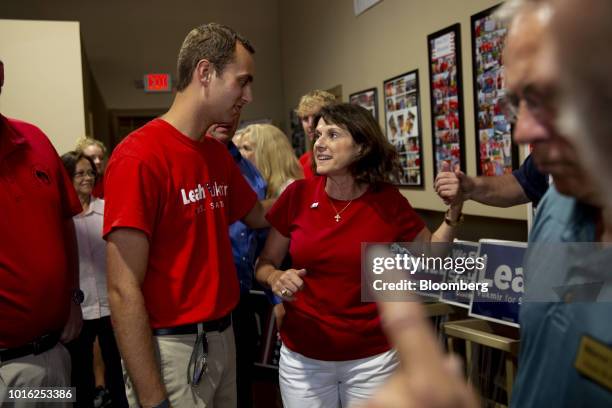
[295, 90, 336, 117]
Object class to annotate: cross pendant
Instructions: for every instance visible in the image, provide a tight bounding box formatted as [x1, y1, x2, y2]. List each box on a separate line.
[334, 214, 341, 222]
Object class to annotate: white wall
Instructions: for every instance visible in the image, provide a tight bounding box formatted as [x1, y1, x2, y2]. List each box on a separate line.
[0, 19, 85, 155]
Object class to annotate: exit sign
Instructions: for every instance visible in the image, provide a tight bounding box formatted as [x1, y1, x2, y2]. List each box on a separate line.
[144, 73, 172, 92]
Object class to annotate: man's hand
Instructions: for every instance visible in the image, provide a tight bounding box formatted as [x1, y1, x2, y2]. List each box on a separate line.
[60, 302, 83, 343]
[358, 301, 478, 408]
[435, 164, 473, 205]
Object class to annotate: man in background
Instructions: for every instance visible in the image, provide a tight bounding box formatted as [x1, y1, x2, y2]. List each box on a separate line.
[295, 90, 336, 178]
[209, 118, 272, 408]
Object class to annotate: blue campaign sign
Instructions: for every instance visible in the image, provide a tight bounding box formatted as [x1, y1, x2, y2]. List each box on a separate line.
[469, 239, 527, 328]
[440, 240, 480, 308]
[388, 243, 446, 300]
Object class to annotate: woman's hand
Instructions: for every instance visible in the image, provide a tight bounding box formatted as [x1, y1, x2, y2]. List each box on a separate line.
[267, 268, 307, 301]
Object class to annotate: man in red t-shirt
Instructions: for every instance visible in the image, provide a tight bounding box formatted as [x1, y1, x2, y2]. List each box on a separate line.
[295, 90, 336, 178]
[104, 24, 268, 408]
[0, 59, 83, 401]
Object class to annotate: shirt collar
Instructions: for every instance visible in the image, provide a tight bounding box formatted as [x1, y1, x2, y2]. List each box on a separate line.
[80, 196, 104, 217]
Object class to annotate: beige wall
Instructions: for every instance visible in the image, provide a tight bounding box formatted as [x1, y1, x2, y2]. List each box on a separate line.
[280, 0, 527, 221]
[0, 19, 85, 155]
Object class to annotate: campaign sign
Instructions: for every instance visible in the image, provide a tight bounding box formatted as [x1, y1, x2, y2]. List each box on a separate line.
[388, 243, 445, 300]
[469, 239, 527, 328]
[440, 240, 480, 308]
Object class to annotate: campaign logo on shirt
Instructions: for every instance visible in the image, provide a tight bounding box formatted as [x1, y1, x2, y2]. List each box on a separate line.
[180, 181, 229, 210]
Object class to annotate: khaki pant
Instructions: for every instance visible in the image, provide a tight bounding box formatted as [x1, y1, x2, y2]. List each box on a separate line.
[0, 343, 71, 408]
[124, 325, 237, 408]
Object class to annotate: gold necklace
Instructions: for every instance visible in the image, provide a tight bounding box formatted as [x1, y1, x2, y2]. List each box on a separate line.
[328, 197, 353, 222]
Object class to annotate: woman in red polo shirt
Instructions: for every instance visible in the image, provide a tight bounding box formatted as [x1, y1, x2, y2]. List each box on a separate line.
[256, 103, 463, 408]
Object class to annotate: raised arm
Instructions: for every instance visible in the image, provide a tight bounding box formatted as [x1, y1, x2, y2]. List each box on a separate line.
[435, 168, 528, 208]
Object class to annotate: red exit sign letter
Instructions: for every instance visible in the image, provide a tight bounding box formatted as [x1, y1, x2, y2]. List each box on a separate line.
[144, 73, 172, 92]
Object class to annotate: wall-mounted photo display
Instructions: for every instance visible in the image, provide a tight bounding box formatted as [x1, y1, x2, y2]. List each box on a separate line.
[349, 87, 379, 120]
[427, 23, 466, 177]
[383, 70, 424, 187]
[471, 5, 519, 176]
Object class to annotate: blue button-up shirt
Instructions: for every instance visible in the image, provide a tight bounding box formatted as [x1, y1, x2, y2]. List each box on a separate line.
[227, 142, 267, 294]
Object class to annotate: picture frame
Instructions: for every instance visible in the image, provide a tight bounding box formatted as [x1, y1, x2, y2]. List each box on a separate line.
[382, 70, 425, 187]
[427, 23, 467, 177]
[471, 4, 519, 176]
[349, 87, 379, 120]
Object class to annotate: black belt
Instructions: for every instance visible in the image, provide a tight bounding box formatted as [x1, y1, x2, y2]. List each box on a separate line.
[0, 333, 59, 363]
[152, 314, 231, 336]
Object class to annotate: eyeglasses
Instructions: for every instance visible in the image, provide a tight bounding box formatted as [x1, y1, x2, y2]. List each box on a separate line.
[499, 85, 557, 125]
[74, 170, 96, 179]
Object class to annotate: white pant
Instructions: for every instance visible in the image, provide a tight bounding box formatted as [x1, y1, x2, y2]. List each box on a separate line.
[279, 345, 398, 408]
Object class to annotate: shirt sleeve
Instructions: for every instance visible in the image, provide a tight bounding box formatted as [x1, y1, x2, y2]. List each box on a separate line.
[512, 154, 549, 206]
[265, 180, 298, 237]
[227, 152, 258, 224]
[55, 154, 83, 219]
[36, 128, 82, 219]
[392, 188, 426, 242]
[103, 154, 162, 241]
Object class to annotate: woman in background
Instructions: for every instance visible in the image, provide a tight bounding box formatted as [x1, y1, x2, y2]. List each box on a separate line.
[237, 123, 303, 198]
[61, 151, 127, 408]
[76, 137, 108, 198]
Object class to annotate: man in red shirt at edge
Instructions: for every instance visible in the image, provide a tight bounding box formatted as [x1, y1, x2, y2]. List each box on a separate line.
[103, 24, 268, 408]
[0, 59, 83, 403]
[295, 90, 336, 178]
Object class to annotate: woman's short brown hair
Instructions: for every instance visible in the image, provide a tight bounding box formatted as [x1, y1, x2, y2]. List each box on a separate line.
[316, 103, 401, 188]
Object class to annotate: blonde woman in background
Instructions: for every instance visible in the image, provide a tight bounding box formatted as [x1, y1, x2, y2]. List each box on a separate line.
[236, 123, 303, 198]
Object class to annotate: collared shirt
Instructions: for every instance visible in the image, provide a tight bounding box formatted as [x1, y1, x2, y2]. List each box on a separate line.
[0, 114, 82, 347]
[227, 142, 267, 294]
[74, 196, 109, 320]
[511, 185, 612, 407]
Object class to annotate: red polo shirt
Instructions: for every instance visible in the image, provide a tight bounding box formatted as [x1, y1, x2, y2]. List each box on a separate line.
[267, 176, 425, 360]
[0, 115, 82, 348]
[103, 119, 257, 328]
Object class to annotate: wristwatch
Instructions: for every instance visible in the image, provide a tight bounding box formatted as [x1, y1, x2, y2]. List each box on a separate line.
[444, 208, 464, 227]
[71, 289, 84, 305]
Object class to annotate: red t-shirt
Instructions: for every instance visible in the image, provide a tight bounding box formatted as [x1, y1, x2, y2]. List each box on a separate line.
[0, 116, 82, 348]
[103, 119, 257, 328]
[267, 176, 425, 360]
[299, 151, 314, 179]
